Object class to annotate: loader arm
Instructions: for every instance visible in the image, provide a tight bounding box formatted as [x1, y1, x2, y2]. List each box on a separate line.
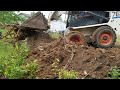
[48, 11, 68, 24]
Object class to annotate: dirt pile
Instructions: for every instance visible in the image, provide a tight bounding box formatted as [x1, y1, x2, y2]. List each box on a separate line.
[27, 31, 54, 50]
[28, 37, 120, 79]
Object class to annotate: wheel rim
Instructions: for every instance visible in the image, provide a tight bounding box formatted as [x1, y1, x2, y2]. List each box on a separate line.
[99, 32, 112, 45]
[69, 35, 83, 45]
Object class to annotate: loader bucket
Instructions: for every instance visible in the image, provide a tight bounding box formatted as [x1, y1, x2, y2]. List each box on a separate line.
[21, 12, 49, 30]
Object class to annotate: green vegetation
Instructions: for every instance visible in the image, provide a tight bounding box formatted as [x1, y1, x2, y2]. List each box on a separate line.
[52, 58, 79, 79]
[0, 40, 38, 79]
[107, 66, 120, 79]
[0, 40, 13, 57]
[0, 11, 39, 79]
[58, 69, 79, 79]
[0, 28, 38, 79]
[0, 11, 27, 24]
[0, 29, 6, 34]
[50, 32, 61, 39]
[0, 29, 16, 57]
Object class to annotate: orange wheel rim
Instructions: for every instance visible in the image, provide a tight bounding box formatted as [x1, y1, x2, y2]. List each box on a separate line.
[99, 32, 112, 45]
[69, 35, 83, 45]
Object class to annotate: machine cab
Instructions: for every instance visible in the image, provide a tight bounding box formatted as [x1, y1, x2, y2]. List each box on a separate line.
[66, 11, 110, 28]
[48, 11, 111, 29]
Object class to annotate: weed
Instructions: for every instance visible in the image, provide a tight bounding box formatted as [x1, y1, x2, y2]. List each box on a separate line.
[107, 66, 120, 79]
[51, 58, 79, 79]
[52, 58, 60, 76]
[58, 69, 79, 79]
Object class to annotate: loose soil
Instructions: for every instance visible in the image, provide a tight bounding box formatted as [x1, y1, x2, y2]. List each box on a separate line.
[27, 32, 120, 79]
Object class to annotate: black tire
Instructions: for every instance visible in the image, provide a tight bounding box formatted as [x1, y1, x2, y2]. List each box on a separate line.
[92, 26, 116, 48]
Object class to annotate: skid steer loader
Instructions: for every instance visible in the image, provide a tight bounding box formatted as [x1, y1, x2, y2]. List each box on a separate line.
[48, 11, 120, 48]
[9, 11, 120, 49]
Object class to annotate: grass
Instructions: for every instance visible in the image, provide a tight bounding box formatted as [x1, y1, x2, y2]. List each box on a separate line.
[0, 29, 13, 57]
[58, 69, 79, 79]
[0, 39, 38, 79]
[0, 29, 7, 35]
[0, 29, 38, 79]
[0, 41, 14, 57]
[49, 32, 61, 39]
[0, 29, 28, 57]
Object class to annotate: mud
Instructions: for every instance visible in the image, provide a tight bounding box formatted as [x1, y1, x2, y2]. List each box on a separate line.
[27, 33, 120, 79]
